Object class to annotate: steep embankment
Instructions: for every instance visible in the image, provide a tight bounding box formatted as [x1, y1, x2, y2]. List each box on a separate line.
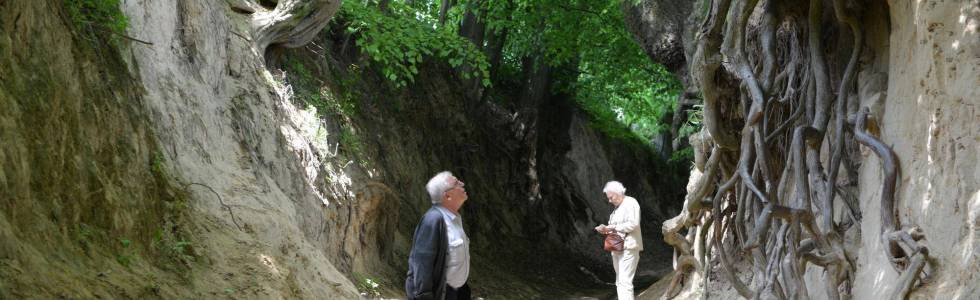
[625, 0, 978, 299]
[2, 0, 688, 299]
[3, 0, 359, 298]
[850, 3, 979, 299]
[0, 1, 202, 298]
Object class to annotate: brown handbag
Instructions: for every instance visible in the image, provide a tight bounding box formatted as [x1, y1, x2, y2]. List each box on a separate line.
[603, 232, 625, 251]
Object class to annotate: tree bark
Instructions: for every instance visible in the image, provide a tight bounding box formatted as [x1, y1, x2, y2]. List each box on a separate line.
[459, 0, 485, 47]
[621, 0, 694, 73]
[438, 0, 455, 26]
[486, 28, 508, 79]
[251, 0, 342, 59]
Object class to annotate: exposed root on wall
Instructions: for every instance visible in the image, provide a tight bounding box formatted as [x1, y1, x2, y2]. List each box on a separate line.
[659, 0, 934, 299]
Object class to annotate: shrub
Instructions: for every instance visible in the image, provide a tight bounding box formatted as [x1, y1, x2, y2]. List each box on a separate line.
[64, 0, 129, 45]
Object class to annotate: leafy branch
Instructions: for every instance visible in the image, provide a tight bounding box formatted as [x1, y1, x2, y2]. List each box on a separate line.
[338, 0, 491, 88]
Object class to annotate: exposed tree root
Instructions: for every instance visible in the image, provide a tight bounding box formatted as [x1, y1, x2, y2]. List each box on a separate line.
[660, 0, 930, 299]
[184, 182, 243, 231]
[854, 108, 933, 299]
[248, 0, 342, 59]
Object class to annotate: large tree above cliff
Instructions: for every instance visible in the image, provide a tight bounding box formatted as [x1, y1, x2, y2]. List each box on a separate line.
[621, 0, 692, 74]
[480, 0, 682, 142]
[250, 0, 342, 58]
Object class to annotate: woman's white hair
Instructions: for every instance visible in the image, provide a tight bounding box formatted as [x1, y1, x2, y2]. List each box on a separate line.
[426, 171, 454, 205]
[603, 181, 626, 195]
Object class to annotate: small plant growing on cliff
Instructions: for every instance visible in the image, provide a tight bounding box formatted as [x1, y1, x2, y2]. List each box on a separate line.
[141, 274, 161, 293]
[339, 125, 369, 166]
[152, 228, 196, 271]
[116, 238, 133, 267]
[151, 151, 167, 179]
[75, 223, 99, 253]
[280, 56, 362, 118]
[353, 273, 381, 298]
[64, 0, 129, 45]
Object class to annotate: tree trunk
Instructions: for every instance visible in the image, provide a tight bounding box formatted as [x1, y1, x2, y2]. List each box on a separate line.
[459, 0, 486, 46]
[251, 0, 342, 59]
[486, 28, 508, 79]
[484, 0, 512, 80]
[456, 0, 486, 100]
[438, 0, 454, 26]
[621, 0, 694, 73]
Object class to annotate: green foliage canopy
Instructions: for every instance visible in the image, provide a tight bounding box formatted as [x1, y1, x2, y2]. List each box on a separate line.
[338, 0, 491, 88]
[481, 0, 682, 140]
[336, 0, 683, 143]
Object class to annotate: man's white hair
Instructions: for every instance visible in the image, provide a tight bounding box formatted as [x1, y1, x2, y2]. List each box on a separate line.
[603, 181, 626, 195]
[426, 171, 454, 205]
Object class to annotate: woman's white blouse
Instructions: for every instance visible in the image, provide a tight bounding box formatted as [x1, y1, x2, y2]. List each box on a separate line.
[609, 196, 643, 251]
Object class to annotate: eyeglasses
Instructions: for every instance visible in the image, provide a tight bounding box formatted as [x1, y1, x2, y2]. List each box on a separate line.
[447, 179, 465, 191]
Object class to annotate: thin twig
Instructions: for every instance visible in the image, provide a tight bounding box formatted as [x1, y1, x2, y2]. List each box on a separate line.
[81, 21, 154, 45]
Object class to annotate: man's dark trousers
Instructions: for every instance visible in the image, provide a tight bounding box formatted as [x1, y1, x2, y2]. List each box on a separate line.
[445, 283, 471, 300]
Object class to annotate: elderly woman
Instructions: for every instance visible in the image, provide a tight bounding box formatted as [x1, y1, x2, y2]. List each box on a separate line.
[595, 181, 643, 300]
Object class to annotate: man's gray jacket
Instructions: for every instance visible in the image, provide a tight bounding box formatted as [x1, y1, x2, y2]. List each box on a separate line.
[405, 206, 448, 300]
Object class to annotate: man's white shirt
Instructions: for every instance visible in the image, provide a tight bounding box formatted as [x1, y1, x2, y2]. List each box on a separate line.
[435, 205, 470, 288]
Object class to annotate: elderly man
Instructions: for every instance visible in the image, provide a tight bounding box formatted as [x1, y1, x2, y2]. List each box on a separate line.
[405, 171, 471, 300]
[595, 181, 643, 300]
